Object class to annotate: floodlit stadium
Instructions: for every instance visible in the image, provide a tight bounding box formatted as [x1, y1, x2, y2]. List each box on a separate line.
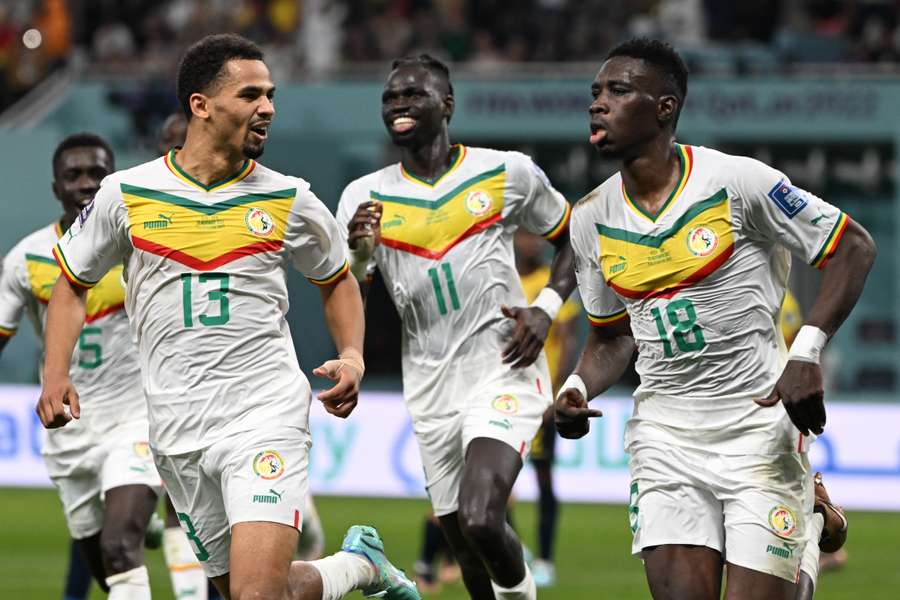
[0, 2, 898, 599]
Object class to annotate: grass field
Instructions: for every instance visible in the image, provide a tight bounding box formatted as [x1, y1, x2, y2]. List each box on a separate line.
[1, 489, 898, 599]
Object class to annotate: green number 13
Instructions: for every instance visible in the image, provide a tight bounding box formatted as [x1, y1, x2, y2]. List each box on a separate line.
[181, 273, 230, 327]
[650, 298, 705, 357]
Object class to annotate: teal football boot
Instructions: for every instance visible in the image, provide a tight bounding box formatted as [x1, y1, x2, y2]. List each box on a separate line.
[341, 525, 421, 599]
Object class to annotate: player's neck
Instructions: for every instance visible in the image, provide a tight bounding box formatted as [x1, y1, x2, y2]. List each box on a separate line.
[400, 133, 455, 183]
[620, 138, 681, 216]
[176, 134, 248, 188]
[59, 213, 75, 232]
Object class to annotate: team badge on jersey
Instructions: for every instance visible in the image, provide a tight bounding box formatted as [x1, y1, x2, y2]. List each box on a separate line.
[492, 394, 520, 415]
[253, 450, 285, 480]
[133, 441, 152, 460]
[464, 190, 493, 217]
[767, 179, 809, 218]
[686, 226, 719, 257]
[245, 207, 275, 237]
[768, 505, 797, 538]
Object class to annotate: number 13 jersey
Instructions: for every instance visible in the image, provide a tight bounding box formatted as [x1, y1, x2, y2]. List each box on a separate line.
[570, 145, 848, 453]
[53, 151, 349, 455]
[337, 146, 570, 420]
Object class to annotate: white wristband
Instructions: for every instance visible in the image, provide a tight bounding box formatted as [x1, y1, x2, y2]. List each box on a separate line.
[557, 373, 588, 402]
[788, 325, 828, 364]
[531, 287, 563, 321]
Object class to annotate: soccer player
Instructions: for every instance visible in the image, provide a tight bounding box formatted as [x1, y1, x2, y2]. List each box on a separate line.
[0, 133, 162, 598]
[514, 230, 579, 587]
[36, 34, 418, 600]
[338, 54, 576, 600]
[556, 38, 874, 600]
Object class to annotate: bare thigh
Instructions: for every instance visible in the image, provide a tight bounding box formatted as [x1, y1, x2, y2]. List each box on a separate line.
[642, 544, 723, 600]
[724, 562, 796, 600]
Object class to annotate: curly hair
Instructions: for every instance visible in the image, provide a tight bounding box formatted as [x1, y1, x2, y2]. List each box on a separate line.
[52, 132, 114, 176]
[390, 53, 454, 96]
[608, 38, 688, 127]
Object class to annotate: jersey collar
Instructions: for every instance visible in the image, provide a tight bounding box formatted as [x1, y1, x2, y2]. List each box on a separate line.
[165, 148, 256, 192]
[621, 144, 693, 223]
[400, 144, 467, 188]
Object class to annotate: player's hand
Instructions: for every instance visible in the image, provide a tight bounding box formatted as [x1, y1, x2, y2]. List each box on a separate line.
[314, 359, 361, 419]
[500, 305, 552, 369]
[36, 376, 80, 428]
[755, 360, 825, 436]
[348, 201, 382, 251]
[555, 387, 602, 439]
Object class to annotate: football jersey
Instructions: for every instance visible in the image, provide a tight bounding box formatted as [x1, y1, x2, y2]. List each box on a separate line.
[0, 222, 144, 453]
[53, 150, 349, 454]
[571, 144, 848, 453]
[337, 145, 570, 418]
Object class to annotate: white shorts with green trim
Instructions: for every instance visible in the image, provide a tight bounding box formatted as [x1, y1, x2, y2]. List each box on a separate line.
[153, 426, 310, 578]
[415, 368, 551, 517]
[47, 420, 162, 539]
[628, 442, 814, 583]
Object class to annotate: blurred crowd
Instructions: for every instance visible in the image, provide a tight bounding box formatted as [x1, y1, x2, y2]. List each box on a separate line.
[3, 0, 900, 112]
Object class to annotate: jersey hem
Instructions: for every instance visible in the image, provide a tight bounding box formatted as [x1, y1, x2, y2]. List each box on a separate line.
[308, 260, 349, 286]
[52, 245, 97, 289]
[542, 202, 571, 241]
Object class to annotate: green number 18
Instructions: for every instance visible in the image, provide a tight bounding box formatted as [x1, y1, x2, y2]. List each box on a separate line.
[650, 298, 705, 357]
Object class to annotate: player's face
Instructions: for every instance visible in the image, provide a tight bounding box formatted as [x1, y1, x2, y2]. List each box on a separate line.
[52, 147, 113, 216]
[206, 59, 275, 159]
[381, 67, 450, 147]
[589, 57, 668, 158]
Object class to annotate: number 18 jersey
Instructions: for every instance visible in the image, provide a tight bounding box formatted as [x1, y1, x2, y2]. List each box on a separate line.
[337, 146, 570, 420]
[571, 145, 848, 454]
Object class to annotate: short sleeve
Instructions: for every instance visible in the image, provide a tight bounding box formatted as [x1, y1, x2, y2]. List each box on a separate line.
[53, 182, 128, 288]
[504, 153, 571, 241]
[570, 205, 627, 327]
[736, 158, 849, 269]
[0, 250, 29, 337]
[286, 184, 350, 285]
[335, 179, 377, 278]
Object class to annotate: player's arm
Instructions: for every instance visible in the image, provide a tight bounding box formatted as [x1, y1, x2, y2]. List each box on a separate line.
[313, 270, 365, 419]
[555, 319, 635, 439]
[551, 310, 580, 393]
[757, 218, 875, 434]
[0, 252, 29, 358]
[36, 276, 87, 428]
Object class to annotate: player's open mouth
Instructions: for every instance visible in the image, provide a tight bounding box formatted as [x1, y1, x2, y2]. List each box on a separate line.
[589, 124, 607, 144]
[249, 123, 269, 140]
[391, 116, 416, 133]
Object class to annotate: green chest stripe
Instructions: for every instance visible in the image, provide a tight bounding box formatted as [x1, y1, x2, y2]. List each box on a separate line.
[371, 165, 506, 209]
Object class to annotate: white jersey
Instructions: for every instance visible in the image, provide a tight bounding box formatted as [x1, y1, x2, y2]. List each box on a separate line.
[571, 144, 848, 454]
[0, 223, 144, 454]
[337, 145, 570, 419]
[53, 151, 349, 454]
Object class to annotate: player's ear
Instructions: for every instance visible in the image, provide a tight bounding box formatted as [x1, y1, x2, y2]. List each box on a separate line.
[189, 93, 211, 120]
[443, 93, 454, 124]
[657, 94, 678, 128]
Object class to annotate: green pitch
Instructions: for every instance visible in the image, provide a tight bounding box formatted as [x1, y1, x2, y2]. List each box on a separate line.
[1, 488, 897, 599]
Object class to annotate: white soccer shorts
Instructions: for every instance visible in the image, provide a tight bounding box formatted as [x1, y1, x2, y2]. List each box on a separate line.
[47, 420, 162, 539]
[415, 366, 551, 517]
[628, 442, 814, 582]
[153, 426, 311, 578]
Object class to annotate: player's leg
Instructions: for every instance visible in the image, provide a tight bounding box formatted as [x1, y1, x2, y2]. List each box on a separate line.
[794, 472, 849, 600]
[531, 418, 558, 587]
[642, 545, 723, 599]
[437, 511, 495, 599]
[163, 493, 211, 600]
[63, 538, 93, 600]
[296, 493, 325, 561]
[457, 437, 533, 597]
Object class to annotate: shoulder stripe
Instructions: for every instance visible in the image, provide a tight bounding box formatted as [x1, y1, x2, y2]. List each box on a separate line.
[0, 325, 16, 337]
[596, 188, 728, 248]
[52, 246, 96, 289]
[372, 165, 506, 209]
[542, 202, 571, 241]
[120, 184, 296, 216]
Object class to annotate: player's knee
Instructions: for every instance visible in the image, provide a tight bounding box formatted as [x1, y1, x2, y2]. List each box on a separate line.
[229, 581, 288, 600]
[458, 505, 503, 546]
[99, 530, 143, 574]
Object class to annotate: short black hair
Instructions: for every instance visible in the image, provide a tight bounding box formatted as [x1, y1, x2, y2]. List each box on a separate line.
[176, 34, 264, 119]
[391, 53, 454, 96]
[608, 38, 688, 127]
[52, 132, 115, 176]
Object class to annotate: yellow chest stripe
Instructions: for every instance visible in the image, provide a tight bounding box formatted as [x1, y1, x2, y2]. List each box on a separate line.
[121, 185, 295, 270]
[597, 189, 733, 299]
[26, 254, 126, 321]
[373, 166, 506, 259]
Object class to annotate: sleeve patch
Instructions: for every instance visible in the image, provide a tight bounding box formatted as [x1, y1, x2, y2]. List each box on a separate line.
[767, 179, 809, 219]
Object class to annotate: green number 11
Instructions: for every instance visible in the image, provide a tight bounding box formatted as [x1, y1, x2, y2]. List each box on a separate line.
[650, 298, 705, 357]
[428, 263, 460, 315]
